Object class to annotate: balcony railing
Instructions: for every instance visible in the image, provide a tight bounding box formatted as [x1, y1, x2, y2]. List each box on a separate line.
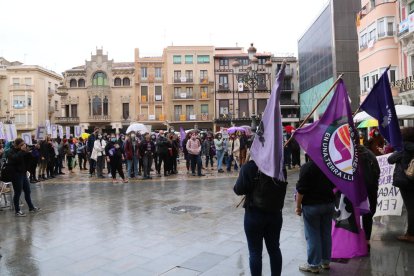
[173, 114, 212, 121]
[55, 117, 80, 124]
[137, 114, 165, 121]
[200, 77, 209, 84]
[218, 83, 230, 91]
[48, 88, 55, 97]
[282, 84, 294, 91]
[9, 84, 34, 91]
[173, 93, 194, 100]
[88, 115, 111, 122]
[378, 30, 395, 38]
[256, 84, 269, 91]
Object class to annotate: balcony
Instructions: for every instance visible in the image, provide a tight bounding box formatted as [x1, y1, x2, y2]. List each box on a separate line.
[173, 114, 212, 121]
[200, 77, 209, 84]
[173, 93, 194, 100]
[280, 99, 299, 105]
[218, 83, 230, 92]
[48, 88, 55, 97]
[48, 106, 55, 114]
[256, 84, 269, 91]
[88, 115, 111, 122]
[198, 92, 209, 100]
[55, 117, 80, 124]
[173, 77, 193, 84]
[9, 84, 34, 91]
[282, 84, 294, 91]
[378, 30, 395, 38]
[137, 114, 166, 121]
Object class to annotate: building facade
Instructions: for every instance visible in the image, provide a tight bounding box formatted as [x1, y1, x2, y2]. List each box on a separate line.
[0, 57, 62, 133]
[298, 0, 361, 119]
[163, 46, 215, 130]
[357, 0, 399, 103]
[58, 49, 135, 133]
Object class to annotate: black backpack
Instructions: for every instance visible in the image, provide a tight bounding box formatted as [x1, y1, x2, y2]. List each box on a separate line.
[251, 171, 288, 212]
[0, 158, 12, 182]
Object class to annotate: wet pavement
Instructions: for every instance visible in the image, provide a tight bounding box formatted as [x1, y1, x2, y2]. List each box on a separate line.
[0, 164, 414, 275]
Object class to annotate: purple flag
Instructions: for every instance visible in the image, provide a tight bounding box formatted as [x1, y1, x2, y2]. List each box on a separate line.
[180, 127, 186, 148]
[294, 80, 368, 207]
[360, 68, 402, 151]
[250, 63, 285, 180]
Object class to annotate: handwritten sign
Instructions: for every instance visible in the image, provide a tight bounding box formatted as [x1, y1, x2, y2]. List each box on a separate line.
[21, 132, 33, 145]
[66, 127, 71, 138]
[0, 122, 5, 139]
[4, 124, 17, 141]
[74, 126, 82, 137]
[36, 126, 46, 140]
[58, 125, 64, 138]
[51, 125, 58, 138]
[374, 153, 403, 217]
[45, 120, 51, 134]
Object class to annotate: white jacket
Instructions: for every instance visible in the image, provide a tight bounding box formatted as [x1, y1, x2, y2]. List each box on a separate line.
[91, 139, 106, 161]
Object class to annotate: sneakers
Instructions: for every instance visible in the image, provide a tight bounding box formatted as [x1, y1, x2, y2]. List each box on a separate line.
[299, 263, 320, 274]
[29, 207, 41, 213]
[15, 211, 26, 217]
[321, 263, 330, 270]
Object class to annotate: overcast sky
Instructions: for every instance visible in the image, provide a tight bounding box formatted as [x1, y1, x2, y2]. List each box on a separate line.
[1, 0, 329, 74]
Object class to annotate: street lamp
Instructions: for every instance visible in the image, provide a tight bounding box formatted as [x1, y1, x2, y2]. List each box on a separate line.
[232, 43, 272, 132]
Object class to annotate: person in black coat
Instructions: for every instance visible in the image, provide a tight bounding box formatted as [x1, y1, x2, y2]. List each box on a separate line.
[388, 127, 414, 243]
[234, 160, 287, 276]
[7, 138, 40, 216]
[105, 134, 127, 183]
[140, 133, 155, 179]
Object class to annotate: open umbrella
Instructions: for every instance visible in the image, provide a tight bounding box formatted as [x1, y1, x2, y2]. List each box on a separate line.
[240, 125, 252, 136]
[126, 123, 148, 134]
[227, 126, 245, 134]
[357, 119, 378, 128]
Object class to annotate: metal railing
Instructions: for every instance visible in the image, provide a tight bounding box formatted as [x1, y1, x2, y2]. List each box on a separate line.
[173, 114, 212, 121]
[55, 117, 80, 123]
[9, 84, 34, 91]
[88, 115, 111, 121]
[173, 93, 194, 100]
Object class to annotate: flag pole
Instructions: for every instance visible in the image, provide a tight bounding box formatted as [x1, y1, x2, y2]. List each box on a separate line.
[352, 64, 391, 117]
[284, 73, 344, 147]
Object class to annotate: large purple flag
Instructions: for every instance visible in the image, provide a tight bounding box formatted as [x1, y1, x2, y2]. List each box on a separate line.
[294, 80, 368, 207]
[179, 127, 186, 148]
[250, 63, 285, 180]
[360, 68, 402, 151]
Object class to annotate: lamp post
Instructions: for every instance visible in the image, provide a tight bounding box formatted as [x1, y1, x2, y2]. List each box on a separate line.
[232, 43, 272, 132]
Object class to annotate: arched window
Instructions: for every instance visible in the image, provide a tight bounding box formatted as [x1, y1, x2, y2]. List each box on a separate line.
[103, 97, 109, 116]
[70, 79, 77, 88]
[78, 79, 85, 87]
[92, 72, 107, 86]
[123, 77, 130, 86]
[92, 96, 102, 115]
[114, 78, 122, 86]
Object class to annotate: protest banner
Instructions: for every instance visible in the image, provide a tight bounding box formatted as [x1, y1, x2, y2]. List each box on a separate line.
[58, 125, 64, 138]
[36, 126, 46, 140]
[51, 125, 58, 138]
[74, 126, 82, 137]
[22, 132, 33, 145]
[45, 120, 51, 134]
[374, 153, 403, 217]
[66, 127, 71, 138]
[4, 124, 17, 141]
[0, 122, 5, 139]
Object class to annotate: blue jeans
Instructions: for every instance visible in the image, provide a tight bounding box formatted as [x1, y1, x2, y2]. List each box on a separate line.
[226, 154, 238, 171]
[302, 203, 335, 267]
[216, 149, 224, 170]
[189, 154, 202, 175]
[12, 173, 35, 212]
[127, 156, 139, 178]
[244, 208, 282, 276]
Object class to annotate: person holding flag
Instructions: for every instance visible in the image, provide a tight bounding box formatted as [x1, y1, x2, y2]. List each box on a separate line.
[234, 61, 287, 276]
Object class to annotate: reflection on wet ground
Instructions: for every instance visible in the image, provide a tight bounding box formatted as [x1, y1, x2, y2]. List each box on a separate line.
[0, 168, 413, 275]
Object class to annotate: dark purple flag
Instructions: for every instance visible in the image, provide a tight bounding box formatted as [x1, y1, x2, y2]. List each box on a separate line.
[360, 68, 402, 151]
[294, 80, 368, 207]
[250, 63, 285, 180]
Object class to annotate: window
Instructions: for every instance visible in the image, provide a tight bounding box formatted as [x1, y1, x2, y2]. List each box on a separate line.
[185, 70, 193, 81]
[123, 78, 130, 86]
[378, 18, 385, 37]
[54, 100, 58, 111]
[103, 97, 108, 116]
[70, 79, 77, 87]
[186, 105, 194, 118]
[14, 114, 26, 125]
[155, 67, 162, 78]
[219, 75, 229, 90]
[92, 72, 107, 86]
[13, 95, 25, 109]
[141, 86, 148, 102]
[371, 73, 378, 87]
[389, 69, 396, 83]
[174, 70, 181, 82]
[186, 87, 193, 98]
[257, 99, 267, 117]
[240, 58, 249, 66]
[185, 55, 193, 64]
[71, 104, 78, 117]
[174, 105, 182, 120]
[368, 22, 376, 42]
[377, 17, 394, 37]
[200, 86, 208, 99]
[66, 105, 70, 117]
[258, 58, 266, 65]
[155, 106, 162, 118]
[410, 1, 414, 14]
[219, 100, 229, 116]
[173, 55, 181, 64]
[48, 82, 51, 89]
[362, 75, 370, 92]
[25, 78, 31, 85]
[201, 104, 208, 114]
[239, 99, 249, 118]
[12, 78, 19, 85]
[114, 78, 122, 86]
[197, 55, 210, 64]
[141, 67, 148, 79]
[78, 79, 85, 87]
[28, 97, 32, 107]
[174, 87, 181, 98]
[155, 86, 162, 101]
[359, 31, 368, 48]
[219, 59, 229, 66]
[122, 103, 129, 120]
[92, 96, 102, 115]
[200, 70, 208, 83]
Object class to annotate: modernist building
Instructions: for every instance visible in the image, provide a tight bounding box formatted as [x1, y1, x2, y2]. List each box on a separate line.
[58, 49, 134, 133]
[134, 49, 165, 130]
[163, 46, 215, 130]
[0, 57, 62, 133]
[357, 0, 399, 103]
[298, 0, 361, 119]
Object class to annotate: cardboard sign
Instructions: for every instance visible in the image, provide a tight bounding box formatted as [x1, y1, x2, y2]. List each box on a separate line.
[21, 132, 33, 145]
[45, 120, 51, 134]
[66, 127, 71, 138]
[51, 125, 58, 139]
[0, 122, 5, 139]
[36, 126, 46, 140]
[4, 124, 17, 141]
[58, 125, 64, 138]
[374, 153, 404, 217]
[74, 126, 82, 137]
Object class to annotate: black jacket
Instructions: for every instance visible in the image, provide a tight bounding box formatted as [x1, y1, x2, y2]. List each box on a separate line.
[7, 147, 31, 174]
[296, 160, 335, 205]
[388, 142, 414, 190]
[358, 146, 380, 195]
